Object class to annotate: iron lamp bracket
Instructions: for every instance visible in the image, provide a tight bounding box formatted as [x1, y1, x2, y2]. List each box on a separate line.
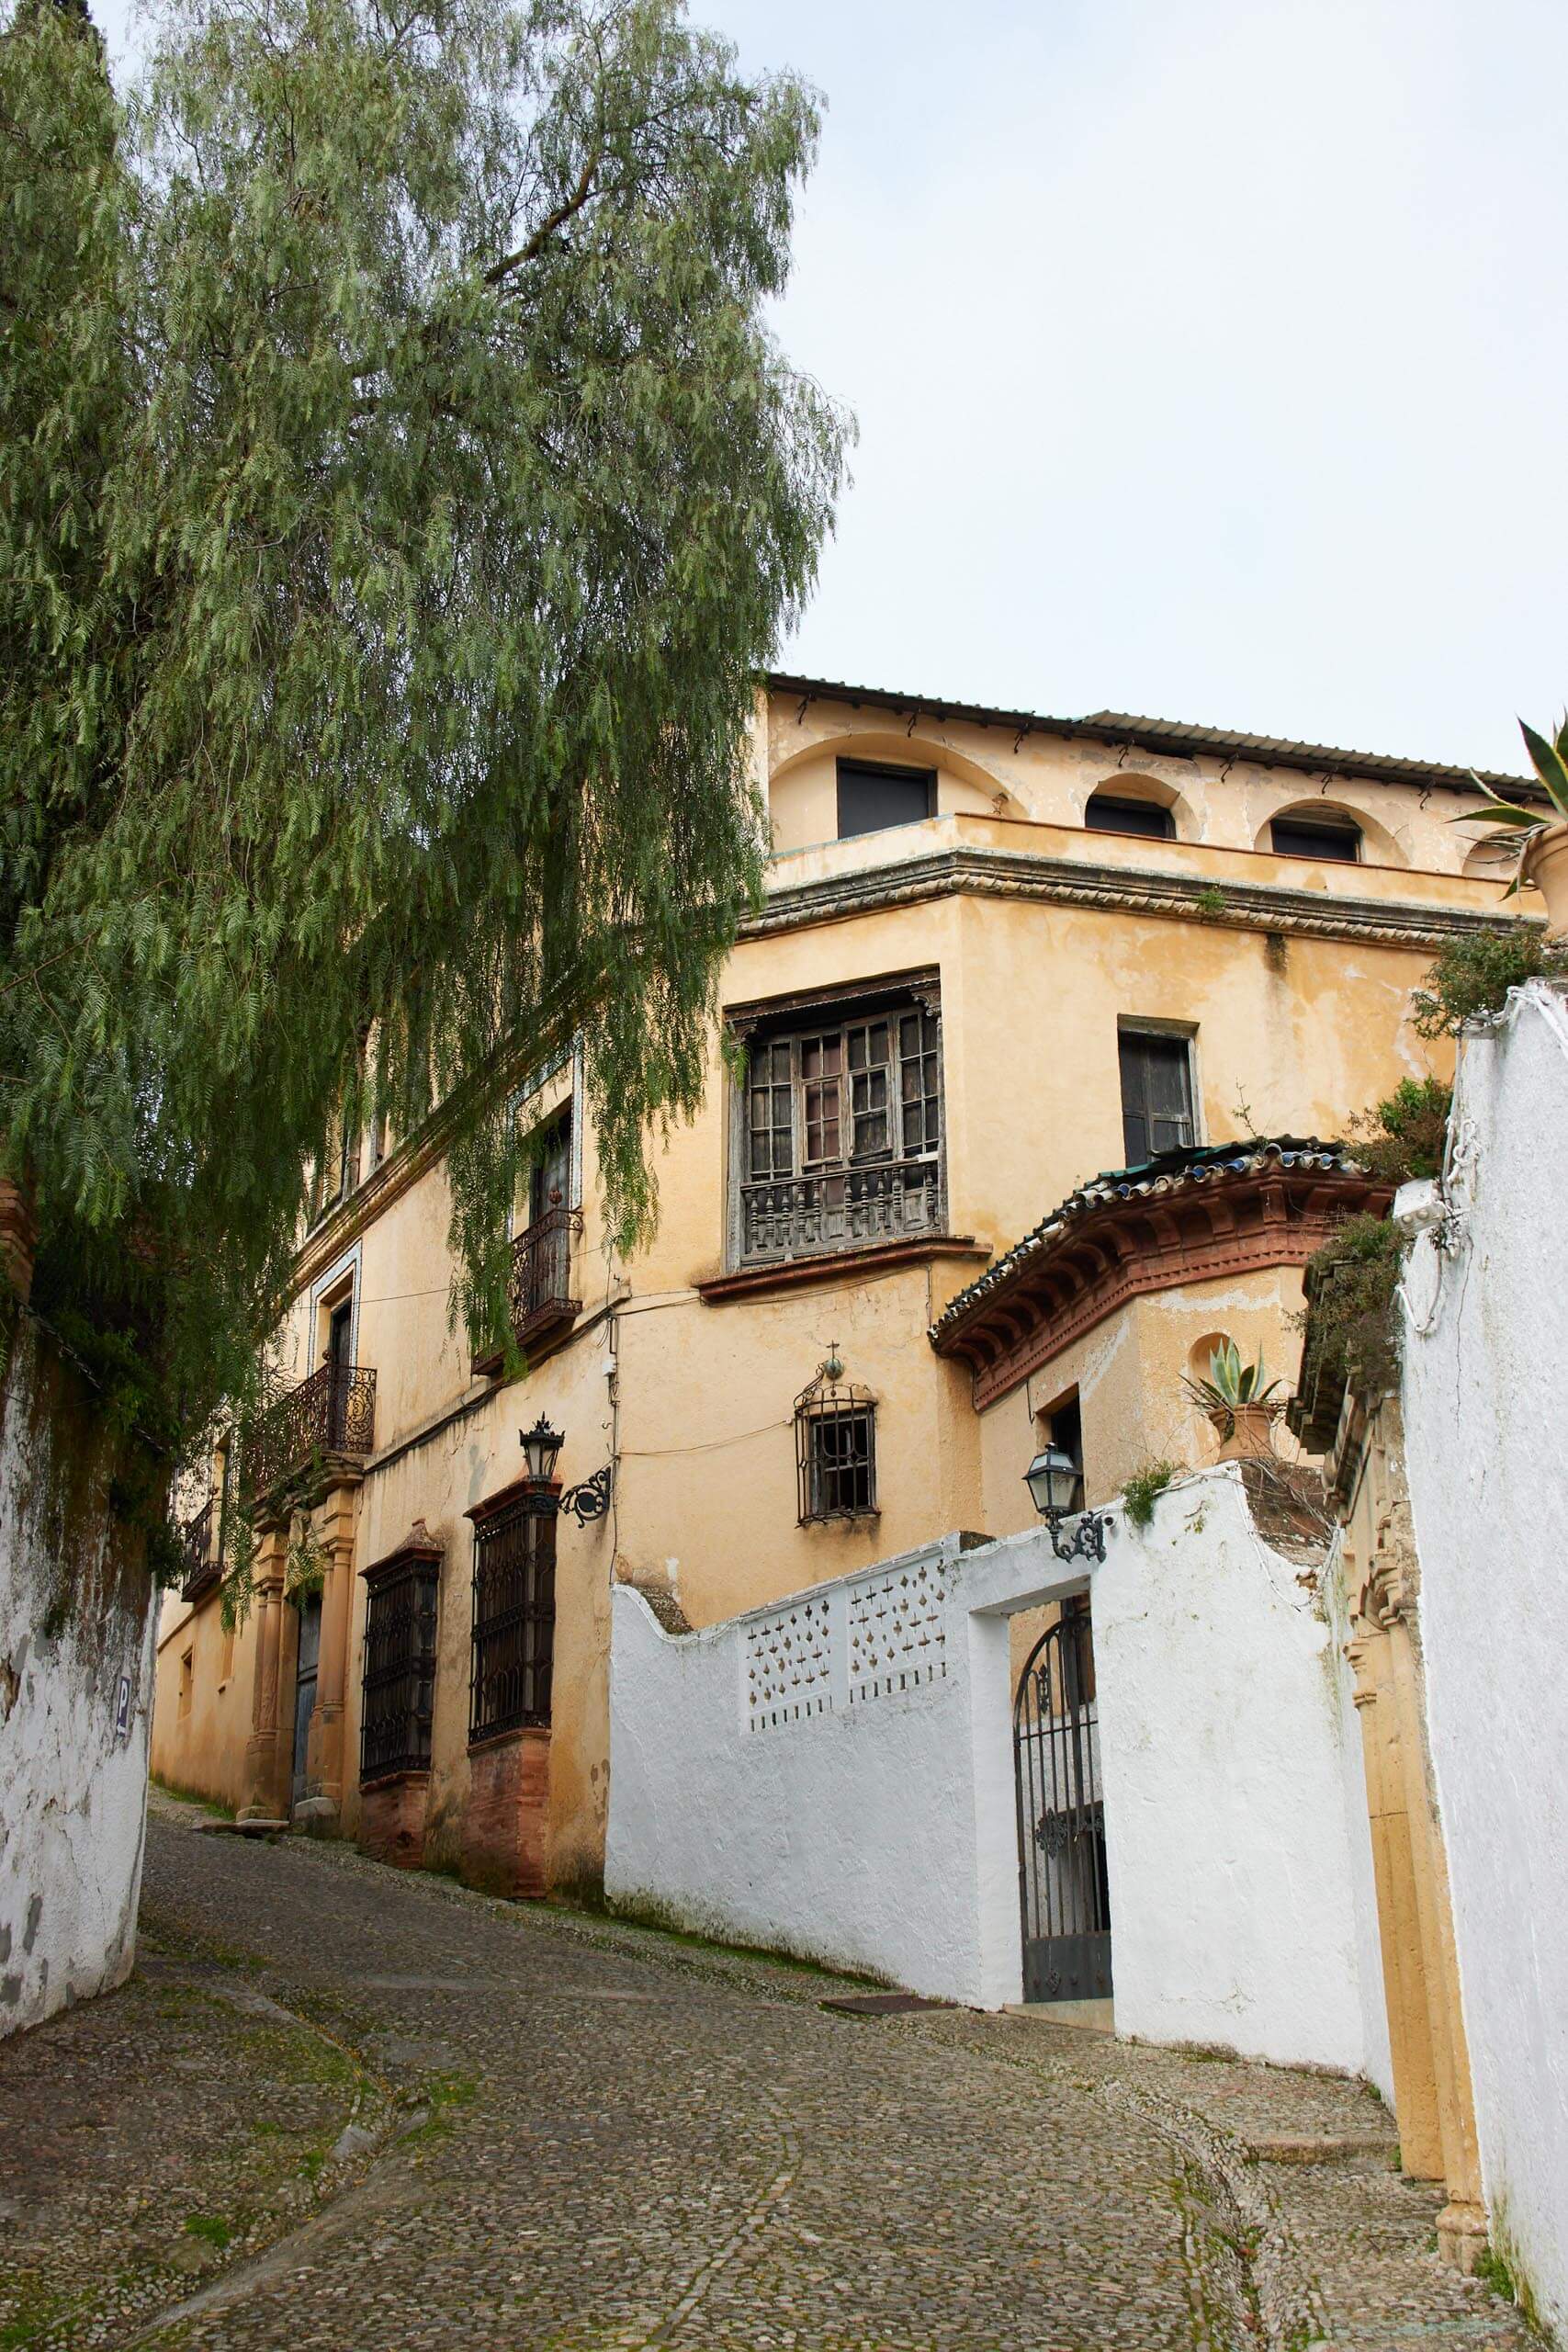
[1043, 1508, 1111, 1566]
[558, 1465, 612, 1526]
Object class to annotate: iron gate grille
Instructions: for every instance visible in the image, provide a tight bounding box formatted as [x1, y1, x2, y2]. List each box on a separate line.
[1013, 1605, 1111, 2003]
[469, 1496, 556, 1743]
[360, 1551, 441, 1781]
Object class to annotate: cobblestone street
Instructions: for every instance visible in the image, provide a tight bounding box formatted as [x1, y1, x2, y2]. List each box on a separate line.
[0, 1797, 1535, 2351]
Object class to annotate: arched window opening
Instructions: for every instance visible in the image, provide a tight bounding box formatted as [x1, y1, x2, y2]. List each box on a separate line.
[836, 758, 937, 839]
[1269, 808, 1361, 863]
[1084, 789, 1176, 842]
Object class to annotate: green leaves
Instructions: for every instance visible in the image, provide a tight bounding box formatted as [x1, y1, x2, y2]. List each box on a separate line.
[1, 0, 848, 1468]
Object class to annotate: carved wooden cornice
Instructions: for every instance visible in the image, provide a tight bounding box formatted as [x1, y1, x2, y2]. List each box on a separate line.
[741, 844, 1526, 954]
[931, 1144, 1393, 1410]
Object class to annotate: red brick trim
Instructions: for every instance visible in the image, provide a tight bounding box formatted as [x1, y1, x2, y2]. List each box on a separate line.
[698, 1235, 988, 1306]
[936, 1169, 1393, 1410]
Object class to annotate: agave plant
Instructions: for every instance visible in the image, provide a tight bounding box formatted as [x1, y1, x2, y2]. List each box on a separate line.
[1182, 1340, 1282, 1437]
[1453, 717, 1568, 892]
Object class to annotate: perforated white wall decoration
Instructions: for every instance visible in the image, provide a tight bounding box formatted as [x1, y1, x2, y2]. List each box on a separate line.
[744, 1598, 834, 1730]
[848, 1557, 949, 1702]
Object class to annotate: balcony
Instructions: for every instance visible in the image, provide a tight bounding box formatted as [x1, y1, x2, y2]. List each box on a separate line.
[476, 1204, 581, 1372]
[243, 1362, 378, 1499]
[740, 1156, 944, 1268]
[180, 1497, 220, 1603]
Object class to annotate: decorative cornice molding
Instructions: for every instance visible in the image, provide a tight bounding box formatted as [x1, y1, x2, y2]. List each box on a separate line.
[742, 844, 1528, 954]
[931, 1146, 1393, 1411]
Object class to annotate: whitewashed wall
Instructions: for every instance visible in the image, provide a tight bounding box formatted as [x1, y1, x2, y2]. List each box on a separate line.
[0, 1325, 158, 2036]
[1092, 1472, 1374, 2073]
[1401, 978, 1568, 2338]
[608, 1469, 1379, 2072]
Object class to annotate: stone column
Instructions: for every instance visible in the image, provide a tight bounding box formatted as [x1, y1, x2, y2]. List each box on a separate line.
[302, 1468, 362, 1826]
[1345, 1396, 1488, 2270]
[239, 1517, 291, 1823]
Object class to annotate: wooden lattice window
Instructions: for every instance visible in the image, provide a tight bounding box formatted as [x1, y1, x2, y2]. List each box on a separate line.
[1118, 1029, 1196, 1169]
[359, 1530, 442, 1782]
[795, 1375, 878, 1524]
[468, 1492, 556, 1743]
[736, 986, 944, 1267]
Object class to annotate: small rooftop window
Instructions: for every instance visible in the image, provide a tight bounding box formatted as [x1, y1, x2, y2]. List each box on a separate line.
[1084, 791, 1175, 842]
[1269, 812, 1361, 863]
[836, 759, 936, 839]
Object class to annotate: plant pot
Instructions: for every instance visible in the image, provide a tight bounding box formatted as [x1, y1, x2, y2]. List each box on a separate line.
[1211, 1401, 1277, 1464]
[1520, 820, 1568, 940]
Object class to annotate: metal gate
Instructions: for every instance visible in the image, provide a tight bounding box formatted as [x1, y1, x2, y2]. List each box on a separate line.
[1013, 1606, 1111, 2002]
[291, 1593, 322, 1809]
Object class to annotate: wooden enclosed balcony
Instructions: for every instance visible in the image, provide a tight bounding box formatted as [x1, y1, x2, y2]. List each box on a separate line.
[242, 1362, 378, 1499]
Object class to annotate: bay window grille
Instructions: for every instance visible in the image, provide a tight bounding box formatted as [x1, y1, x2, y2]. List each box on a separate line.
[795, 1376, 878, 1524]
[469, 1496, 556, 1743]
[359, 1535, 441, 1781]
[737, 987, 944, 1267]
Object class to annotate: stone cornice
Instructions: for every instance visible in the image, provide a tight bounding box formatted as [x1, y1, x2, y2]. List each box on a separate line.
[741, 844, 1526, 954]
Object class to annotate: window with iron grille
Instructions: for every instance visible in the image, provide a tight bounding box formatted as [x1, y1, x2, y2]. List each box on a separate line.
[735, 984, 943, 1268]
[359, 1535, 441, 1781]
[469, 1496, 556, 1743]
[795, 1378, 878, 1524]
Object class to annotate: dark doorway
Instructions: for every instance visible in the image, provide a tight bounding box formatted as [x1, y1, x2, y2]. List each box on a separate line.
[1014, 1607, 1111, 2002]
[291, 1590, 322, 1810]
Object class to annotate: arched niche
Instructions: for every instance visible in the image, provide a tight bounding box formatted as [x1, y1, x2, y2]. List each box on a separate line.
[767, 729, 1024, 853]
[1461, 835, 1519, 883]
[1082, 770, 1193, 842]
[1258, 797, 1407, 868]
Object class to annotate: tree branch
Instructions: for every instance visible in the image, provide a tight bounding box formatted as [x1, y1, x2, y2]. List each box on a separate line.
[482, 146, 602, 286]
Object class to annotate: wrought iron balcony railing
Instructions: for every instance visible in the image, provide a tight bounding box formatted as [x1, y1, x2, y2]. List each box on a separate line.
[180, 1496, 220, 1602]
[243, 1362, 377, 1499]
[501, 1202, 581, 1356]
[739, 1156, 945, 1267]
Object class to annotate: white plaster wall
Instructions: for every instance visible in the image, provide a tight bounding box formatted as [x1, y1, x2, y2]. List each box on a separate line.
[606, 1537, 1016, 2004]
[1400, 979, 1568, 2336]
[608, 1475, 1375, 2072]
[0, 1326, 157, 2036]
[1089, 1469, 1372, 2073]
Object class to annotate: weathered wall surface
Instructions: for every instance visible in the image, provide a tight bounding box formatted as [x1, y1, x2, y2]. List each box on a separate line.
[1401, 979, 1568, 2335]
[608, 1474, 1378, 2072]
[0, 1321, 157, 2037]
[606, 1535, 1008, 2002]
[1092, 1470, 1375, 2074]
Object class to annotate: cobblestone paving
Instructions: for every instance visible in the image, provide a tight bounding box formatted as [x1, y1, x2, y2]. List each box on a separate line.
[0, 1798, 1537, 2352]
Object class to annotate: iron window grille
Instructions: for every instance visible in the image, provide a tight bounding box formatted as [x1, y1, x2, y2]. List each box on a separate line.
[469, 1493, 557, 1743]
[360, 1532, 442, 1782]
[795, 1375, 878, 1524]
[736, 990, 944, 1268]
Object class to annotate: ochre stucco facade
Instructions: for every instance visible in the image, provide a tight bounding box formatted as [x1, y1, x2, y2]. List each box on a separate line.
[152, 675, 1525, 1898]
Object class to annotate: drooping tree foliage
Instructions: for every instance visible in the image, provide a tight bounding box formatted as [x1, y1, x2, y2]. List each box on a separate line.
[0, 0, 846, 1513]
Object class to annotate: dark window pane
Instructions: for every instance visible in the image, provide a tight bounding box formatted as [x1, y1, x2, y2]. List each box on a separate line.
[837, 762, 936, 839]
[1084, 793, 1175, 841]
[1269, 815, 1360, 862]
[1119, 1032, 1195, 1167]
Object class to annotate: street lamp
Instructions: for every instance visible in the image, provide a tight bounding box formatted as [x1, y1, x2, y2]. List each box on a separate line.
[518, 1418, 612, 1525]
[1023, 1444, 1111, 1564]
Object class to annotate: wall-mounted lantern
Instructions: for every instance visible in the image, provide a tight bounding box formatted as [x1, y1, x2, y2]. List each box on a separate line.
[518, 1416, 612, 1525]
[1023, 1444, 1111, 1564]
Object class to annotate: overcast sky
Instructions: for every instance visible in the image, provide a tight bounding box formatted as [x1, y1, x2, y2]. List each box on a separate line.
[94, 0, 1568, 774]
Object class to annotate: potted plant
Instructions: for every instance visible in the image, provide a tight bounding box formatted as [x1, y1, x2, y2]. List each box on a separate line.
[1183, 1340, 1282, 1462]
[1456, 717, 1568, 938]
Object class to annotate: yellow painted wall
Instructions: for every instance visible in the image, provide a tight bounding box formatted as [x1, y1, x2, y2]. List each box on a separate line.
[149, 682, 1517, 1884]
